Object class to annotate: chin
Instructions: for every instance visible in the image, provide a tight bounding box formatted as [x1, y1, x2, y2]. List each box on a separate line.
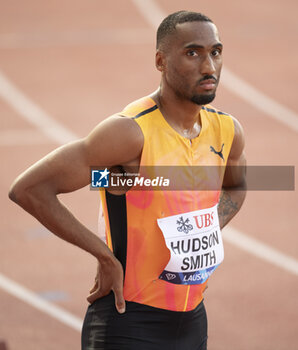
[191, 93, 216, 105]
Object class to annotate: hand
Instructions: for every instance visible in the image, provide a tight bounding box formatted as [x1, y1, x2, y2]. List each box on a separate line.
[87, 256, 126, 314]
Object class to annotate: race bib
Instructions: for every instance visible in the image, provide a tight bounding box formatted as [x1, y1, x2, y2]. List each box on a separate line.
[157, 204, 224, 285]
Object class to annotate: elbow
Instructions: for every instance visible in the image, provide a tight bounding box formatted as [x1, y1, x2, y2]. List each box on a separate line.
[8, 185, 16, 203]
[9, 178, 55, 214]
[8, 176, 37, 209]
[8, 180, 27, 206]
[9, 180, 41, 217]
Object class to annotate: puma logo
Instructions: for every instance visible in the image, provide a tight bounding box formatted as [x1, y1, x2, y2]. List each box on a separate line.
[210, 143, 224, 161]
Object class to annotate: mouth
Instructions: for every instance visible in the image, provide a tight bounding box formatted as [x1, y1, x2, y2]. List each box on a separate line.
[199, 79, 217, 91]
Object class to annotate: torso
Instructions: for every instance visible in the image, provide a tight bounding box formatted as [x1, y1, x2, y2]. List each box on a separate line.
[99, 95, 235, 311]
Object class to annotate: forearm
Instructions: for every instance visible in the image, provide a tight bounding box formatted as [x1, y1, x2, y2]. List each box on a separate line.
[9, 188, 113, 262]
[218, 185, 246, 229]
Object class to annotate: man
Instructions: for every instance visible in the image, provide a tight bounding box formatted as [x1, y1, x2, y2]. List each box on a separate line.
[9, 11, 246, 350]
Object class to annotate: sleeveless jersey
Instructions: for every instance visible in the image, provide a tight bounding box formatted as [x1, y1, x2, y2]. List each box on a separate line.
[98, 96, 234, 311]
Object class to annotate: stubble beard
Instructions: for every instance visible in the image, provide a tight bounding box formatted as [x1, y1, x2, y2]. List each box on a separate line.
[169, 75, 217, 106]
[173, 87, 216, 106]
[191, 92, 216, 106]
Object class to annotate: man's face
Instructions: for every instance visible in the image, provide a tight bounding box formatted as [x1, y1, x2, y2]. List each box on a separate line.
[160, 21, 223, 105]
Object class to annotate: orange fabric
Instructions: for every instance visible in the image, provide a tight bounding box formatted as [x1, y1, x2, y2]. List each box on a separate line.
[101, 96, 234, 311]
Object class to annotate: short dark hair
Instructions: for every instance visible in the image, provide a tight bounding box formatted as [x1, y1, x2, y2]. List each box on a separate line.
[156, 11, 213, 50]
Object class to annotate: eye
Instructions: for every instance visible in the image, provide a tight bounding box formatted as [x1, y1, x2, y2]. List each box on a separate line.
[186, 50, 198, 57]
[211, 48, 222, 57]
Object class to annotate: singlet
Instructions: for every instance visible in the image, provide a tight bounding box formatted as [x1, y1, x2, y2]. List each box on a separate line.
[98, 96, 235, 312]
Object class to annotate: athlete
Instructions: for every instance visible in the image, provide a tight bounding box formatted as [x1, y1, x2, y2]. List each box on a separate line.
[9, 11, 246, 350]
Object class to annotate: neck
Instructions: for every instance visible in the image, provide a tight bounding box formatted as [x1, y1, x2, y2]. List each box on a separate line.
[150, 86, 202, 139]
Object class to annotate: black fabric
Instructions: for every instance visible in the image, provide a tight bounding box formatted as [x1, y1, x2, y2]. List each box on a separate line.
[105, 191, 127, 275]
[81, 293, 208, 350]
[201, 106, 229, 116]
[132, 105, 158, 119]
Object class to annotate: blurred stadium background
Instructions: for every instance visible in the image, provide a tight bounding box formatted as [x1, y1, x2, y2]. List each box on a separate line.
[1, 0, 297, 349]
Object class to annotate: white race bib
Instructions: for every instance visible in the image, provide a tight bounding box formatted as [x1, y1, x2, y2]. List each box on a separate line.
[157, 204, 224, 285]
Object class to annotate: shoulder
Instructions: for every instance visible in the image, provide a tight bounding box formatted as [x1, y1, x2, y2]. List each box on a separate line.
[120, 95, 157, 119]
[88, 113, 144, 140]
[84, 114, 144, 166]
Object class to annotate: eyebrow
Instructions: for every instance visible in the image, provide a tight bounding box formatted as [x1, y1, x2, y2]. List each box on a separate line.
[184, 43, 223, 49]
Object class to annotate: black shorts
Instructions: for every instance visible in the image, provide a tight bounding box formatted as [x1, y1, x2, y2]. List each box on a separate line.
[81, 293, 207, 350]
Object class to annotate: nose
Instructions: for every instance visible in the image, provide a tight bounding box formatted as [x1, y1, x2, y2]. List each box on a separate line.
[200, 54, 216, 76]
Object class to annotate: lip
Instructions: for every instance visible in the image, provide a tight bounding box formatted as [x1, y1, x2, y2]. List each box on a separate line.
[199, 79, 217, 90]
[200, 79, 216, 90]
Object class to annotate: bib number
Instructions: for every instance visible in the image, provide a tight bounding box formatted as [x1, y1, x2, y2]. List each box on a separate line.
[157, 204, 224, 285]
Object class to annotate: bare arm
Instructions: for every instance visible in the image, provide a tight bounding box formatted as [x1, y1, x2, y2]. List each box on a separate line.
[9, 115, 143, 312]
[218, 117, 246, 229]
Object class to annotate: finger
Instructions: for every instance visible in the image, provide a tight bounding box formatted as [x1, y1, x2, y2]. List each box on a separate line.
[113, 284, 125, 314]
[87, 287, 101, 304]
[89, 280, 98, 294]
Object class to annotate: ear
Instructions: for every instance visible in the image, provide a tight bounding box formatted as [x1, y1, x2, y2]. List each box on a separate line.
[155, 50, 165, 72]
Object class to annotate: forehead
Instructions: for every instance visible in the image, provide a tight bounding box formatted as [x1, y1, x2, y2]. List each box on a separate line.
[172, 21, 221, 48]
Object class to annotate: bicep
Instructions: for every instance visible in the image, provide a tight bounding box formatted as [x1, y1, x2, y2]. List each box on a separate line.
[11, 115, 143, 197]
[11, 139, 91, 197]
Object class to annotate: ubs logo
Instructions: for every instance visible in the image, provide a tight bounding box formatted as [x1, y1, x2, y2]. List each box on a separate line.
[193, 212, 214, 229]
[176, 216, 193, 234]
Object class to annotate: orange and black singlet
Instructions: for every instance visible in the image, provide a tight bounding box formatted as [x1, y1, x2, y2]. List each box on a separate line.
[98, 96, 234, 312]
